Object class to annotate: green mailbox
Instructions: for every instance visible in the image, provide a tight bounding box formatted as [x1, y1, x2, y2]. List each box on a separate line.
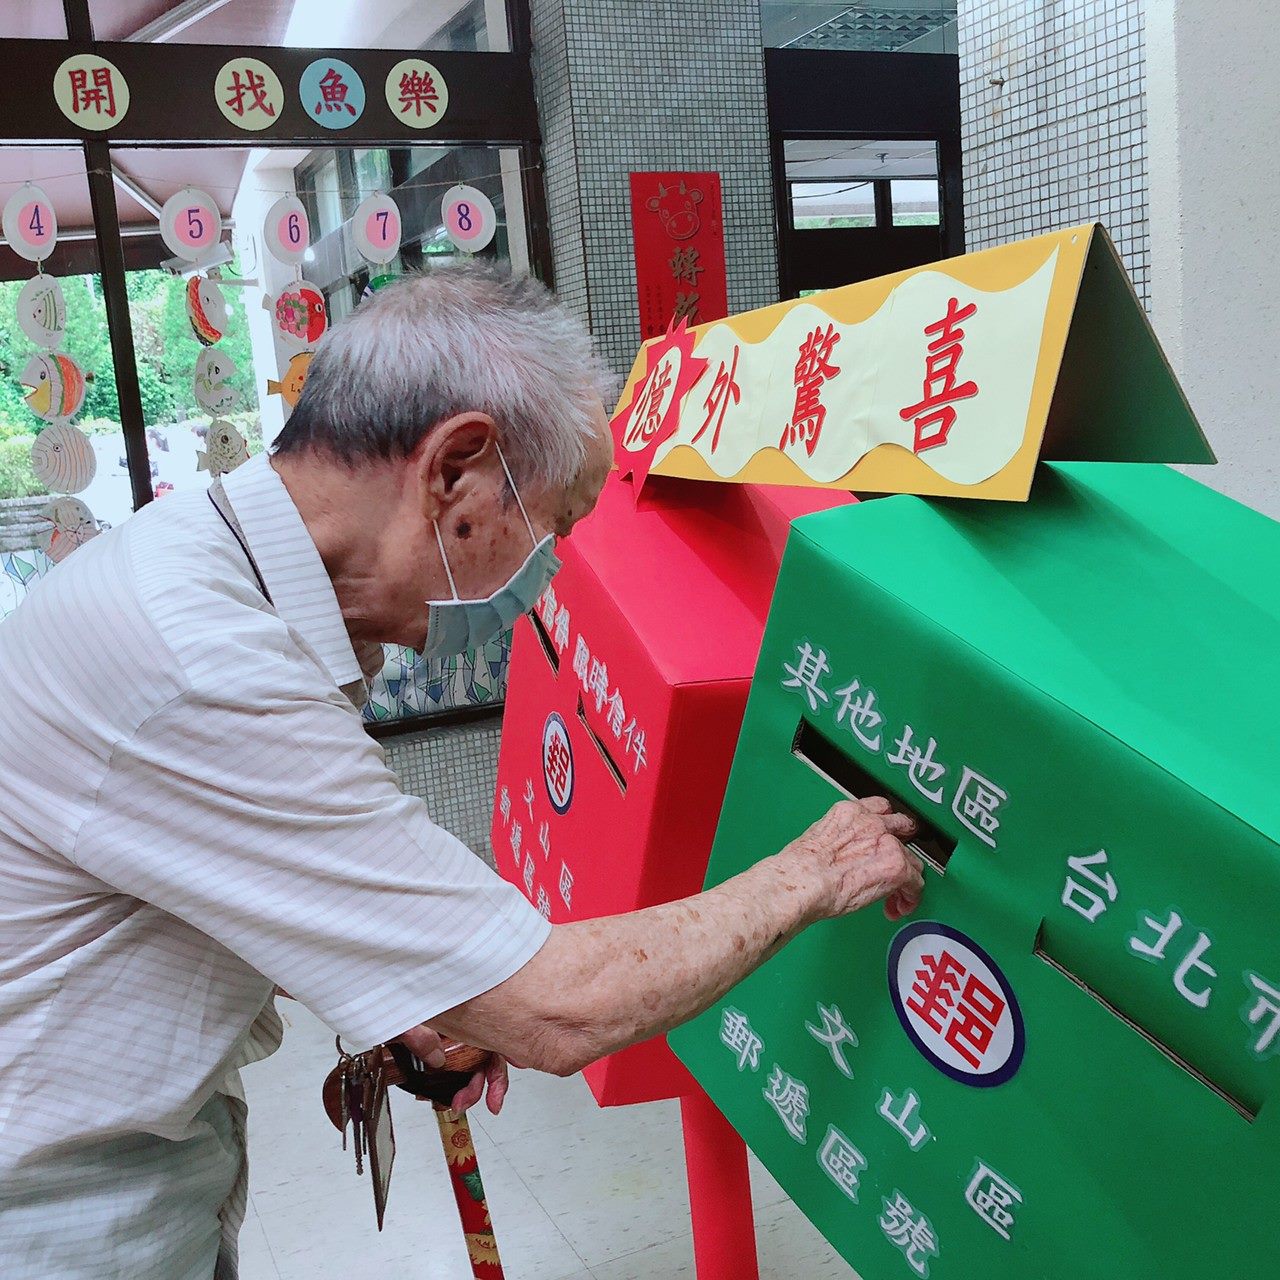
[669, 462, 1280, 1278]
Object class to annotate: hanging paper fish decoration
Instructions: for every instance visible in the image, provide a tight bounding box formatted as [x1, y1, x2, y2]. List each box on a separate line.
[194, 347, 239, 414]
[273, 282, 327, 346]
[21, 352, 88, 423]
[17, 275, 66, 349]
[37, 496, 100, 565]
[197, 420, 250, 478]
[31, 422, 96, 495]
[187, 274, 228, 346]
[266, 350, 313, 408]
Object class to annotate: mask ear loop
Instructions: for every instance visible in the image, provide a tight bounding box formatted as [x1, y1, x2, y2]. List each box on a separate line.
[432, 521, 461, 602]
[496, 444, 540, 548]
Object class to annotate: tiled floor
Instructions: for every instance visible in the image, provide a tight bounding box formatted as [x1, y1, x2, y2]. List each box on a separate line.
[241, 1004, 862, 1280]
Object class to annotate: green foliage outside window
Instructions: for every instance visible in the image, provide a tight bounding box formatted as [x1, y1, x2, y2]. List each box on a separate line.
[0, 269, 259, 499]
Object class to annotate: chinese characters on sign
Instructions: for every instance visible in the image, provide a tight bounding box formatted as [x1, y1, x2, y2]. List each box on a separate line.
[385, 59, 450, 130]
[542, 583, 649, 777]
[899, 296, 980, 453]
[890, 922, 1024, 1086]
[906, 949, 1006, 1071]
[720, 1007, 764, 1072]
[781, 323, 842, 459]
[1060, 847, 1280, 1057]
[965, 1161, 1022, 1241]
[781, 639, 1009, 849]
[54, 55, 130, 129]
[713, 994, 1029, 1266]
[880, 1191, 940, 1277]
[300, 58, 366, 129]
[629, 173, 728, 340]
[216, 58, 284, 131]
[692, 344, 741, 454]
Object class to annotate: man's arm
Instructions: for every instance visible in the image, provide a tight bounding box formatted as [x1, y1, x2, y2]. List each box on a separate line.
[421, 799, 921, 1077]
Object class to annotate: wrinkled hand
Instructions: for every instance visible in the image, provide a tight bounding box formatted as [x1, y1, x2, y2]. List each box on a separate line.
[396, 1024, 511, 1116]
[781, 798, 924, 923]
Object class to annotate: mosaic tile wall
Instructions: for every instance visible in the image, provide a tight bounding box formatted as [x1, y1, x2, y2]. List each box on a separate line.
[958, 0, 1150, 305]
[382, 715, 504, 869]
[531, 0, 780, 377]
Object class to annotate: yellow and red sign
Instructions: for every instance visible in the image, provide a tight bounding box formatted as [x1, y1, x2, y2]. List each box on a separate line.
[612, 224, 1212, 502]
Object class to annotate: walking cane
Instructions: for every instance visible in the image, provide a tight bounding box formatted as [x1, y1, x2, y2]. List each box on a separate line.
[323, 1039, 505, 1278]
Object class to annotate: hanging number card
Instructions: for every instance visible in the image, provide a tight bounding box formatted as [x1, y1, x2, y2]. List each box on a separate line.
[351, 193, 401, 265]
[160, 189, 222, 263]
[442, 185, 497, 254]
[3, 185, 58, 264]
[264, 194, 310, 267]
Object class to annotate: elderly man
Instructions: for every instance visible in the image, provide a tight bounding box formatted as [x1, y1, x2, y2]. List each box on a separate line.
[0, 267, 922, 1278]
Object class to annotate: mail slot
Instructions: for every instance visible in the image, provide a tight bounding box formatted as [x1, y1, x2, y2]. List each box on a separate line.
[671, 462, 1280, 1279]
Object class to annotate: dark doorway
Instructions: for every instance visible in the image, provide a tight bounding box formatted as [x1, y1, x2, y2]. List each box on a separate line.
[766, 49, 963, 298]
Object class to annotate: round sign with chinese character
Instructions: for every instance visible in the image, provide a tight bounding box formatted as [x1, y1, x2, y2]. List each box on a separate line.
[542, 712, 574, 815]
[215, 57, 284, 132]
[888, 921, 1025, 1087]
[299, 58, 365, 129]
[3, 185, 58, 263]
[442, 185, 497, 253]
[263, 194, 310, 266]
[385, 58, 449, 130]
[350, 193, 402, 265]
[622, 347, 683, 453]
[53, 54, 130, 130]
[160, 189, 222, 263]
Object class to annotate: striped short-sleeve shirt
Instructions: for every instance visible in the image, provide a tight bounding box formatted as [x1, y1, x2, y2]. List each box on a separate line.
[0, 453, 550, 1278]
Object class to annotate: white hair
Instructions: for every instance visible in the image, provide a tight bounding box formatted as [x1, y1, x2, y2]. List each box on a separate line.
[273, 263, 611, 492]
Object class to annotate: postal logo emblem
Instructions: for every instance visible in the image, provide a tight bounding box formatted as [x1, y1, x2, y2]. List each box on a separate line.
[888, 921, 1025, 1087]
[542, 713, 574, 815]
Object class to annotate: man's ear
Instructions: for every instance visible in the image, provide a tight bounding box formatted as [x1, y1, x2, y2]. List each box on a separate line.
[416, 413, 498, 514]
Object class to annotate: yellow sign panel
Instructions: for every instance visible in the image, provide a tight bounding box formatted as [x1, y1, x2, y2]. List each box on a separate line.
[614, 224, 1213, 502]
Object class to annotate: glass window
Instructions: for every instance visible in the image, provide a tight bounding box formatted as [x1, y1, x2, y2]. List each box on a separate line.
[761, 1, 956, 53]
[892, 178, 941, 226]
[91, 0, 511, 52]
[1, 152, 130, 615]
[790, 180, 875, 230]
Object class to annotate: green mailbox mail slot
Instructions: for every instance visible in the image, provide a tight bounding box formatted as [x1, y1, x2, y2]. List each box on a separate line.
[669, 462, 1280, 1278]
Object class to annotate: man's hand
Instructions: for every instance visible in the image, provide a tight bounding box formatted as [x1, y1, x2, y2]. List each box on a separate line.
[776, 798, 924, 923]
[396, 1024, 511, 1115]
[428, 800, 925, 1079]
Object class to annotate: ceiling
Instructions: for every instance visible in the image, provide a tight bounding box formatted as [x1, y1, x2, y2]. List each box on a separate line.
[761, 1, 956, 52]
[785, 138, 939, 181]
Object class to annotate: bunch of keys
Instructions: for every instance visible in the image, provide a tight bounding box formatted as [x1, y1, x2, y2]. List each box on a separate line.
[327, 1037, 396, 1226]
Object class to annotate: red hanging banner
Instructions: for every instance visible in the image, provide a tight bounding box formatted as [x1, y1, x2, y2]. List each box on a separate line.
[628, 171, 728, 341]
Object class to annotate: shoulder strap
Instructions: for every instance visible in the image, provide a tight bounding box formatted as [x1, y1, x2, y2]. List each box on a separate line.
[208, 479, 273, 605]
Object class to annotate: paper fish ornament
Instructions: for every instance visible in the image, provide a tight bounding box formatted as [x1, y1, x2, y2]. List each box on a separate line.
[197, 420, 250, 478]
[273, 282, 327, 348]
[17, 275, 66, 349]
[186, 275, 228, 346]
[194, 347, 238, 414]
[266, 350, 313, 408]
[21, 352, 88, 423]
[37, 496, 100, 565]
[31, 422, 95, 495]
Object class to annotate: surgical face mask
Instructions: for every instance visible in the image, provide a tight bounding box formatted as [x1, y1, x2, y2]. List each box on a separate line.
[421, 447, 562, 660]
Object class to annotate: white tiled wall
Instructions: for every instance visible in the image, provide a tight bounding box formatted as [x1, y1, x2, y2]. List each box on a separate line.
[531, 0, 780, 377]
[959, 0, 1150, 305]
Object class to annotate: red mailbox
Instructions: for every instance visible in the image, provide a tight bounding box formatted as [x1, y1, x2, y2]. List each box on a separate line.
[491, 473, 849, 1276]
